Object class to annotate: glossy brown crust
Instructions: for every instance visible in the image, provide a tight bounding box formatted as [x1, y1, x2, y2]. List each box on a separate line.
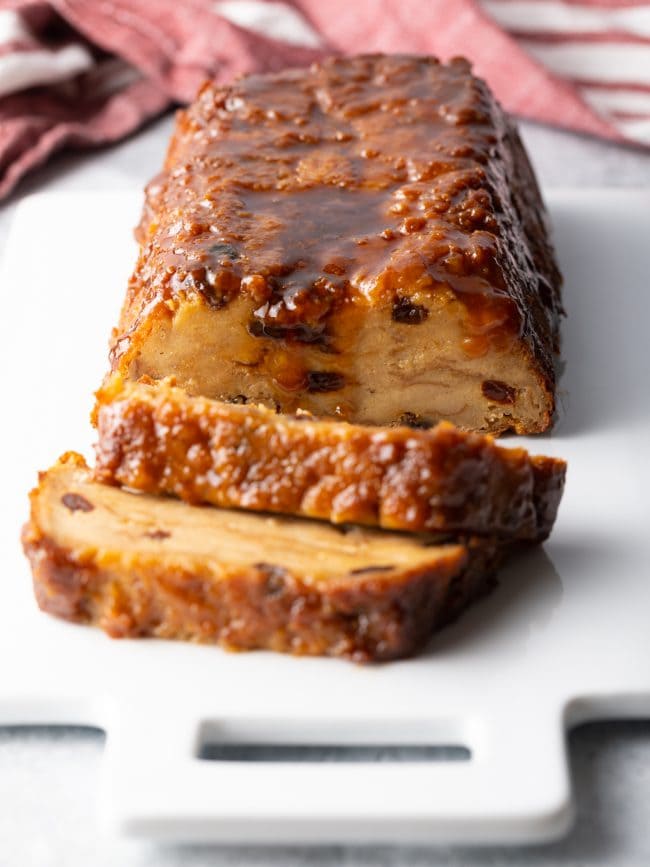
[111, 54, 562, 430]
[94, 377, 566, 541]
[22, 454, 500, 662]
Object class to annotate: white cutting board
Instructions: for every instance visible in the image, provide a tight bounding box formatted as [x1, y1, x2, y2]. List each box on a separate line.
[0, 190, 648, 845]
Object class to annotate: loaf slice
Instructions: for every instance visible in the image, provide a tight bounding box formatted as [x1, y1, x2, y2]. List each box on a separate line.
[94, 376, 565, 542]
[110, 54, 562, 435]
[22, 453, 501, 661]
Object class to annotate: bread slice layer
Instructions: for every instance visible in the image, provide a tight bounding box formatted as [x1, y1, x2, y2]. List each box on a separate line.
[95, 376, 566, 541]
[23, 453, 499, 661]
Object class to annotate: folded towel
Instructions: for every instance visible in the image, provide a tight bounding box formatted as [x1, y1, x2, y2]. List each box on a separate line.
[1, 0, 648, 200]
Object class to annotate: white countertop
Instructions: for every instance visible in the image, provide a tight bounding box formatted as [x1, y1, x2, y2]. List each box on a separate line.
[1, 114, 649, 866]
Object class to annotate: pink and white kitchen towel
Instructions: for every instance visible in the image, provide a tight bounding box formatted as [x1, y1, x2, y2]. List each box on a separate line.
[1, 0, 649, 199]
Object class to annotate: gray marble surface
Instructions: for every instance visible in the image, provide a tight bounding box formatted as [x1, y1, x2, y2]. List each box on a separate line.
[1, 116, 649, 867]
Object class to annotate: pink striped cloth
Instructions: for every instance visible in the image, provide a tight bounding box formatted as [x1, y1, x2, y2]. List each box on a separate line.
[1, 0, 648, 200]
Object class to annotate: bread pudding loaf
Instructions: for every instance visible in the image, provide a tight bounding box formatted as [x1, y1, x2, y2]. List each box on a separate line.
[23, 453, 501, 661]
[94, 376, 566, 541]
[111, 54, 562, 435]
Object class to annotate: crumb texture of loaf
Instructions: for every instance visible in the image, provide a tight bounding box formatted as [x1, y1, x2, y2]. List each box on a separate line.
[22, 454, 502, 661]
[111, 53, 562, 435]
[94, 376, 566, 541]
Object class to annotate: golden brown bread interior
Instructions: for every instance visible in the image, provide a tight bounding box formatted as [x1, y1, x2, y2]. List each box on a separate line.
[22, 453, 501, 661]
[94, 375, 566, 541]
[111, 54, 562, 435]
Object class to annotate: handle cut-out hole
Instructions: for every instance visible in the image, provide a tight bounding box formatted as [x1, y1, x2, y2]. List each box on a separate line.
[198, 743, 471, 762]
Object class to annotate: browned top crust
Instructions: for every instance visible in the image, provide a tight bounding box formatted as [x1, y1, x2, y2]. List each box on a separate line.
[23, 452, 501, 661]
[112, 54, 561, 394]
[94, 376, 565, 541]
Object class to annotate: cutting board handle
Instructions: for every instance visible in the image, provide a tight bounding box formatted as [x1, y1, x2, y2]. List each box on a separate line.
[98, 707, 572, 844]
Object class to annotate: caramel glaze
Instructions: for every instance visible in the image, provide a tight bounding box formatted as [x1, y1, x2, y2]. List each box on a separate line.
[114, 54, 562, 390]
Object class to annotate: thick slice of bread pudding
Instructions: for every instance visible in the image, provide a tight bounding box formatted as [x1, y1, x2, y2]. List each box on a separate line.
[22, 453, 500, 661]
[94, 376, 566, 541]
